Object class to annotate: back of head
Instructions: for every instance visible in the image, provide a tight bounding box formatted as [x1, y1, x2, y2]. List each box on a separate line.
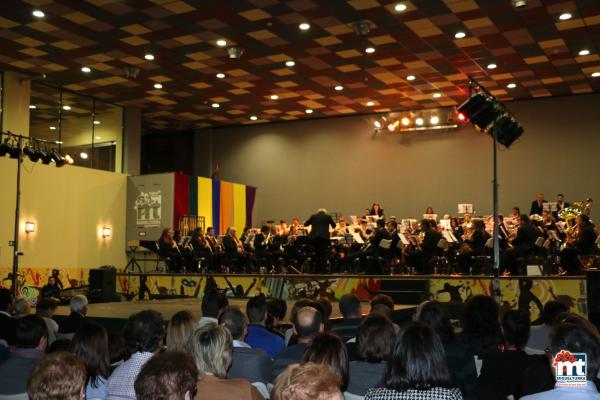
[124, 310, 165, 354]
[550, 322, 600, 380]
[370, 294, 394, 314]
[502, 310, 531, 349]
[370, 303, 393, 320]
[386, 321, 453, 391]
[541, 301, 569, 326]
[219, 306, 247, 341]
[416, 301, 455, 343]
[294, 306, 322, 339]
[135, 351, 198, 400]
[271, 362, 342, 400]
[70, 294, 88, 314]
[290, 298, 314, 323]
[167, 310, 198, 352]
[339, 294, 361, 319]
[462, 295, 500, 338]
[17, 314, 48, 349]
[27, 352, 86, 400]
[14, 297, 31, 316]
[36, 297, 59, 315]
[70, 322, 110, 384]
[357, 314, 396, 363]
[187, 323, 232, 378]
[316, 298, 332, 321]
[0, 287, 12, 311]
[302, 333, 349, 389]
[520, 214, 530, 225]
[201, 290, 228, 319]
[246, 294, 267, 324]
[267, 298, 287, 322]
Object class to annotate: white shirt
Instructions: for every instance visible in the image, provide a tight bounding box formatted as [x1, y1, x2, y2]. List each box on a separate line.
[522, 381, 600, 400]
[233, 340, 251, 348]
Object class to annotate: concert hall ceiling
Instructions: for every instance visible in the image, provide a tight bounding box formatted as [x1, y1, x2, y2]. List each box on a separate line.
[1, 0, 599, 130]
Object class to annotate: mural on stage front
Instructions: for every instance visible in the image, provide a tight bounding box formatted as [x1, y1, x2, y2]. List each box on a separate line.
[0, 267, 87, 305]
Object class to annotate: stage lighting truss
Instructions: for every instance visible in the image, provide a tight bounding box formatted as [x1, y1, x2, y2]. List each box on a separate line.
[372, 107, 466, 134]
[0, 131, 69, 167]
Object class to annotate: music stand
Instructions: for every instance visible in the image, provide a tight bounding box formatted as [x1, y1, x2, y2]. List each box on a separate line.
[124, 244, 143, 273]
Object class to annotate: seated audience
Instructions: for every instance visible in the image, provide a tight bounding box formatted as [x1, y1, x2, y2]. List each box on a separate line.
[13, 297, 31, 318]
[27, 351, 86, 400]
[271, 362, 343, 400]
[135, 350, 198, 400]
[526, 301, 568, 352]
[284, 298, 313, 345]
[416, 300, 477, 396]
[106, 310, 165, 400]
[303, 332, 349, 390]
[458, 295, 503, 358]
[167, 309, 198, 351]
[0, 314, 48, 395]
[370, 294, 400, 333]
[476, 310, 532, 400]
[317, 298, 333, 330]
[347, 314, 396, 395]
[522, 322, 600, 399]
[365, 321, 463, 400]
[36, 297, 60, 345]
[187, 323, 264, 400]
[58, 294, 89, 338]
[266, 298, 288, 337]
[108, 332, 127, 372]
[272, 306, 323, 379]
[331, 294, 362, 343]
[200, 289, 229, 326]
[219, 306, 272, 384]
[0, 287, 17, 346]
[245, 294, 285, 358]
[71, 322, 111, 400]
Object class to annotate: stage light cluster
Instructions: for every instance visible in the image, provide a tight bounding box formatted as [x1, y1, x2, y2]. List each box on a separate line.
[0, 132, 72, 167]
[372, 107, 467, 134]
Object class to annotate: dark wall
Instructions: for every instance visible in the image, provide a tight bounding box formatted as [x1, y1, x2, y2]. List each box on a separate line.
[141, 130, 195, 175]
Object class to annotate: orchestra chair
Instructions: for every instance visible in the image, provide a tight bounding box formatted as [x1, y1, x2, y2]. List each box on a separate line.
[433, 239, 450, 275]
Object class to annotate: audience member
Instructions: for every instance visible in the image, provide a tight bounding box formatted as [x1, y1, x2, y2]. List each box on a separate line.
[284, 298, 313, 345]
[0, 314, 48, 395]
[108, 332, 127, 372]
[13, 297, 31, 318]
[0, 287, 17, 345]
[266, 298, 288, 337]
[458, 295, 502, 358]
[219, 306, 272, 384]
[303, 332, 349, 390]
[36, 297, 60, 345]
[317, 298, 333, 330]
[365, 321, 462, 400]
[200, 289, 229, 325]
[271, 362, 343, 400]
[331, 294, 362, 343]
[476, 310, 532, 400]
[167, 309, 198, 351]
[71, 322, 111, 400]
[347, 314, 396, 396]
[369, 294, 400, 334]
[27, 351, 86, 400]
[106, 310, 165, 400]
[58, 294, 89, 338]
[416, 300, 477, 396]
[272, 306, 323, 379]
[187, 323, 264, 400]
[46, 338, 71, 353]
[135, 350, 198, 400]
[245, 294, 285, 357]
[526, 301, 568, 352]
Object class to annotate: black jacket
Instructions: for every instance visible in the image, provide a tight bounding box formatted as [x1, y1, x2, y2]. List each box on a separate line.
[305, 212, 336, 240]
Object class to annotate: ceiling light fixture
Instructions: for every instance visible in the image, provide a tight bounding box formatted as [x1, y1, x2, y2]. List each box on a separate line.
[250, 115, 258, 121]
[365, 47, 375, 54]
[579, 49, 590, 56]
[592, 72, 600, 77]
[62, 105, 71, 110]
[29, 105, 36, 109]
[285, 60, 295, 67]
[80, 152, 88, 159]
[81, 66, 91, 73]
[32, 10, 45, 18]
[512, 0, 527, 8]
[305, 109, 313, 114]
[49, 126, 56, 130]
[153, 83, 163, 89]
[394, 3, 407, 12]
[144, 53, 155, 61]
[401, 116, 411, 126]
[366, 101, 374, 107]
[334, 85, 344, 91]
[430, 115, 440, 125]
[270, 94, 279, 100]
[211, 103, 220, 108]
[299, 23, 310, 31]
[433, 93, 442, 98]
[216, 39, 227, 47]
[415, 117, 424, 126]
[227, 46, 244, 59]
[216, 73, 225, 79]
[406, 75, 416, 81]
[559, 13, 572, 21]
[454, 31, 466, 39]
[506, 83, 517, 89]
[487, 63, 497, 69]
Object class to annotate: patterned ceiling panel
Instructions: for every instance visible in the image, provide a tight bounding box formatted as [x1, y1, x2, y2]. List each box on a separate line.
[0, 0, 599, 130]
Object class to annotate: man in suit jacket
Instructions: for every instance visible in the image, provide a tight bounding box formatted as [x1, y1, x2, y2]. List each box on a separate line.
[219, 306, 272, 384]
[553, 193, 570, 220]
[58, 294, 89, 338]
[0, 288, 16, 346]
[304, 209, 336, 274]
[529, 193, 547, 216]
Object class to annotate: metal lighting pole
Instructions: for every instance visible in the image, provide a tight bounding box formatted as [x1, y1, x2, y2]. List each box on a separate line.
[11, 136, 23, 297]
[492, 128, 501, 302]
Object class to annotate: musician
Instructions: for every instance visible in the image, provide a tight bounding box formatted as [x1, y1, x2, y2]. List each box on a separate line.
[158, 228, 183, 272]
[425, 206, 434, 215]
[529, 193, 546, 216]
[584, 198, 593, 217]
[190, 227, 213, 271]
[254, 225, 271, 258]
[387, 220, 402, 260]
[554, 194, 570, 220]
[304, 208, 336, 273]
[369, 203, 384, 217]
[333, 217, 350, 236]
[501, 214, 539, 275]
[40, 276, 61, 299]
[468, 219, 491, 256]
[222, 227, 248, 272]
[450, 217, 464, 241]
[560, 215, 598, 275]
[498, 215, 510, 243]
[205, 227, 219, 253]
[542, 211, 557, 232]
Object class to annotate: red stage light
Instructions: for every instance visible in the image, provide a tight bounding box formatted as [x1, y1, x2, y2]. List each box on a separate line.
[457, 112, 467, 121]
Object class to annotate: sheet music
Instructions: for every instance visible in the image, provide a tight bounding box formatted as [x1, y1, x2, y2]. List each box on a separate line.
[352, 232, 365, 244]
[439, 219, 452, 230]
[423, 213, 438, 221]
[442, 230, 456, 243]
[398, 233, 410, 245]
[458, 203, 474, 214]
[544, 202, 558, 212]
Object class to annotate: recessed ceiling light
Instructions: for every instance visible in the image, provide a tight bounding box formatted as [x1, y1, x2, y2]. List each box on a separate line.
[365, 47, 375, 54]
[81, 66, 91, 73]
[366, 101, 374, 106]
[415, 117, 424, 126]
[299, 23, 310, 31]
[93, 120, 100, 125]
[216, 39, 227, 47]
[406, 75, 416, 81]
[305, 109, 313, 114]
[49, 126, 56, 130]
[507, 83, 517, 89]
[216, 73, 225, 79]
[153, 83, 163, 89]
[334, 85, 344, 91]
[579, 49, 590, 56]
[394, 3, 407, 12]
[144, 53, 155, 61]
[95, 136, 101, 140]
[29, 105, 36, 109]
[32, 10, 45, 18]
[211, 103, 220, 108]
[270, 94, 279, 100]
[487, 63, 498, 69]
[433, 93, 442, 98]
[285, 60, 296, 67]
[592, 72, 600, 77]
[80, 152, 88, 159]
[454, 31, 466, 39]
[559, 13, 572, 21]
[62, 105, 71, 110]
[250, 115, 258, 121]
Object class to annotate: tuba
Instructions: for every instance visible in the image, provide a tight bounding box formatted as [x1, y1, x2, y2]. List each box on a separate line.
[558, 201, 585, 235]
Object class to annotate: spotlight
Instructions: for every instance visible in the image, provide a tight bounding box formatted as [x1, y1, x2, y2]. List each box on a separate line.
[415, 117, 424, 126]
[457, 93, 501, 131]
[65, 154, 74, 164]
[430, 115, 440, 125]
[285, 60, 295, 67]
[102, 227, 112, 238]
[299, 23, 310, 31]
[406, 75, 415, 81]
[216, 73, 225, 79]
[454, 32, 466, 39]
[512, 0, 527, 8]
[487, 63, 497, 70]
[457, 112, 467, 121]
[365, 47, 375, 54]
[394, 3, 407, 12]
[23, 144, 41, 162]
[559, 13, 572, 21]
[216, 39, 227, 47]
[579, 49, 590, 56]
[144, 53, 155, 60]
[153, 83, 163, 89]
[50, 150, 66, 167]
[93, 120, 100, 125]
[401, 116, 411, 126]
[49, 126, 56, 130]
[32, 148, 46, 162]
[81, 66, 91, 73]
[592, 72, 600, 78]
[374, 120, 382, 129]
[41, 150, 53, 165]
[7, 141, 21, 159]
[32, 10, 45, 18]
[387, 120, 400, 132]
[227, 46, 245, 59]
[62, 105, 71, 111]
[250, 115, 258, 121]
[29, 105, 37, 109]
[0, 138, 12, 157]
[489, 113, 523, 148]
[334, 85, 344, 91]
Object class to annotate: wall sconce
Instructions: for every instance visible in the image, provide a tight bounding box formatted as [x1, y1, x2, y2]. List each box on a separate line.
[102, 227, 111, 238]
[25, 222, 36, 233]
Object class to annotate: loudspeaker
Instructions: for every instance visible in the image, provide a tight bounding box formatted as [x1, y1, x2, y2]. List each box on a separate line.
[587, 270, 600, 314]
[88, 267, 117, 303]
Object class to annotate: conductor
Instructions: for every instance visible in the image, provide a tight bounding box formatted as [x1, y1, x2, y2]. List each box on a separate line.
[304, 208, 336, 274]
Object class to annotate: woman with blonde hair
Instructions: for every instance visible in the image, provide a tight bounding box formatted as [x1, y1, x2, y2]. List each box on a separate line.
[187, 323, 263, 400]
[167, 310, 198, 352]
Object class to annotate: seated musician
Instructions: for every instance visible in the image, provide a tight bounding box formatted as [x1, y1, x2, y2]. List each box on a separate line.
[468, 219, 490, 256]
[369, 203, 384, 217]
[560, 215, 598, 275]
[450, 216, 464, 241]
[501, 214, 539, 275]
[205, 227, 219, 253]
[387, 220, 402, 261]
[222, 227, 249, 272]
[254, 225, 271, 259]
[553, 193, 570, 220]
[457, 219, 489, 274]
[40, 276, 61, 299]
[405, 219, 442, 274]
[425, 206, 434, 215]
[158, 227, 183, 272]
[333, 217, 350, 236]
[498, 215, 510, 249]
[542, 211, 557, 232]
[190, 227, 214, 271]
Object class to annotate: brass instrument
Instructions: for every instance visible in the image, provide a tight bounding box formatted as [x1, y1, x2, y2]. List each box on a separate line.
[559, 201, 585, 236]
